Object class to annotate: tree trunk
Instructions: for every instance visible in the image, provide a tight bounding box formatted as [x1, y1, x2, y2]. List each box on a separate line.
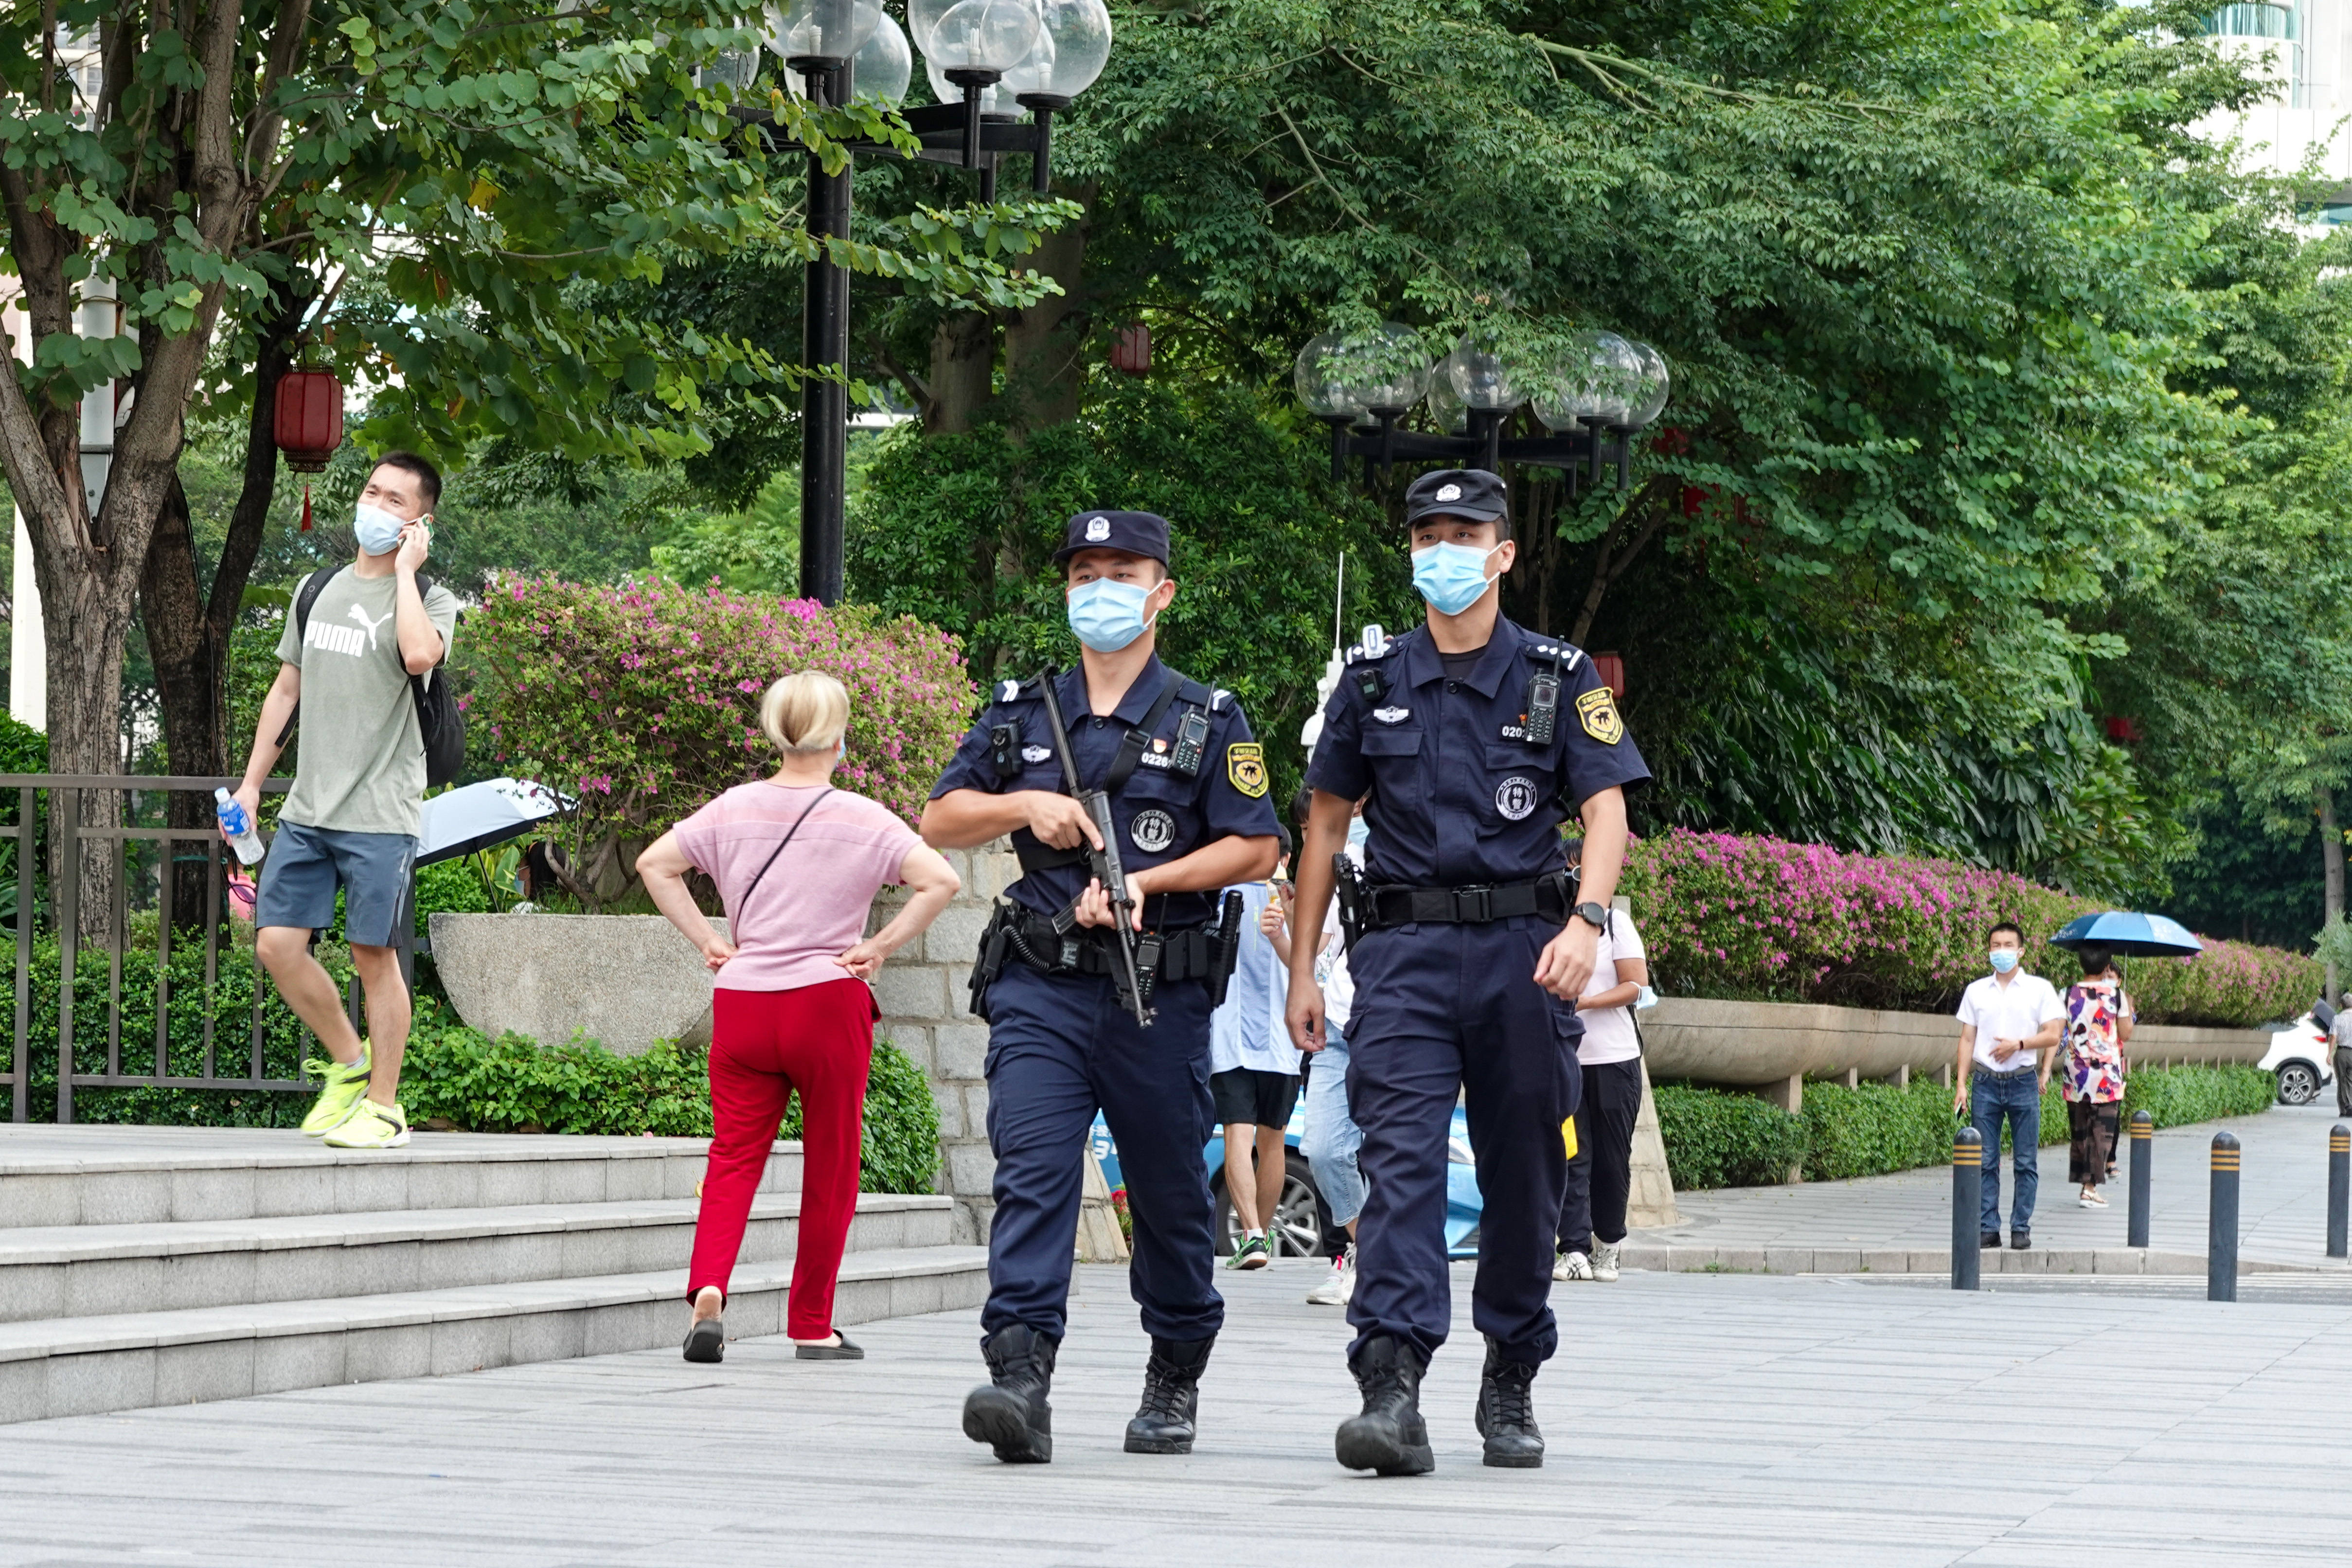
[141, 287, 298, 928]
[1001, 182, 1096, 436]
[2321, 784, 2344, 1002]
[924, 309, 997, 435]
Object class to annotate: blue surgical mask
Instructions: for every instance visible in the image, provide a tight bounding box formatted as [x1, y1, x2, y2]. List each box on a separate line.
[1989, 949, 2020, 974]
[355, 501, 410, 556]
[836, 739, 846, 763]
[1410, 541, 1501, 616]
[1345, 816, 1370, 850]
[1067, 578, 1158, 652]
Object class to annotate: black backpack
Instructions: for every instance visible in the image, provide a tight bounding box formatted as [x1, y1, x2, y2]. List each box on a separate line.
[280, 564, 466, 788]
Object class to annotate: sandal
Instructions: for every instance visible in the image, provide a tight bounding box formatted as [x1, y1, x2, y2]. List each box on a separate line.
[795, 1328, 864, 1361]
[684, 1317, 726, 1364]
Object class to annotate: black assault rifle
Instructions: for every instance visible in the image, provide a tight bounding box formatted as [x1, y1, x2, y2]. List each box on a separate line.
[1035, 668, 1156, 1027]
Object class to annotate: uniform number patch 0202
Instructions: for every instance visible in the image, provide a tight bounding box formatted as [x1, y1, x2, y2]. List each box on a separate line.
[1575, 686, 1624, 745]
[1226, 742, 1269, 798]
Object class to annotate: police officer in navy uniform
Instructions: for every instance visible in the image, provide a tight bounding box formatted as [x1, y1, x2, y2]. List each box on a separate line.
[922, 509, 1282, 1465]
[1284, 468, 1649, 1475]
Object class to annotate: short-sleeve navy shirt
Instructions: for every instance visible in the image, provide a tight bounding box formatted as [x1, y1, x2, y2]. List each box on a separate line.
[931, 655, 1282, 926]
[1304, 618, 1650, 887]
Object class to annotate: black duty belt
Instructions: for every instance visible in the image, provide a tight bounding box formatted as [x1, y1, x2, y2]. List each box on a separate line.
[1005, 913, 1224, 983]
[1363, 871, 1574, 931]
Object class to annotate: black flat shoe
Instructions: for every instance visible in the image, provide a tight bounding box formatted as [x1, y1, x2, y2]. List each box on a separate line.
[684, 1318, 725, 1364]
[796, 1329, 864, 1361]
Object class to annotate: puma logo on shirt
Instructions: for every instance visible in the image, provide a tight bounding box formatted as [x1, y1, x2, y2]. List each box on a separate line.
[307, 603, 394, 657]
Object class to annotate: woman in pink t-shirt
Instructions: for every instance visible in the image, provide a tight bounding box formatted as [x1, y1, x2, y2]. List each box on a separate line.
[638, 672, 960, 1364]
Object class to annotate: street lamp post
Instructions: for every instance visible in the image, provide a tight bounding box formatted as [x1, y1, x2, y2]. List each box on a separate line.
[1295, 323, 1673, 498]
[729, 0, 1110, 605]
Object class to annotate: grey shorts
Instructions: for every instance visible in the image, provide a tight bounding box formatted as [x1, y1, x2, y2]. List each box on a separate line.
[255, 821, 417, 947]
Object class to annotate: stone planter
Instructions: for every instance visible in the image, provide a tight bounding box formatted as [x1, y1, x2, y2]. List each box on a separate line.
[429, 913, 727, 1056]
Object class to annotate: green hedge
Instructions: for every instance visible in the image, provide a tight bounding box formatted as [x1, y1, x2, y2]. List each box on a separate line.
[1657, 1064, 2278, 1191]
[0, 946, 942, 1194]
[400, 1015, 941, 1195]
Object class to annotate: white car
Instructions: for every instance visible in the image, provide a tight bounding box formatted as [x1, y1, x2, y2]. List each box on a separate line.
[2260, 1009, 2336, 1105]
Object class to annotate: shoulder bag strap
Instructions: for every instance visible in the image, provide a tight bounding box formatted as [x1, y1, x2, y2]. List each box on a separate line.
[731, 786, 836, 923]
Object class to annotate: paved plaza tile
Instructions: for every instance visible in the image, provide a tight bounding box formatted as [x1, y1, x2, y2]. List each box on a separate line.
[1657, 1101, 2352, 1266]
[0, 1257, 2347, 1566]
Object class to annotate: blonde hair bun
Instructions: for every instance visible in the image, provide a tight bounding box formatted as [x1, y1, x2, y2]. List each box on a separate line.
[759, 671, 850, 755]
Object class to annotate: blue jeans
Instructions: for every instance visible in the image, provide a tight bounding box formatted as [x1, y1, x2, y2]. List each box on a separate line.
[1972, 1069, 2041, 1236]
[1301, 1029, 1365, 1228]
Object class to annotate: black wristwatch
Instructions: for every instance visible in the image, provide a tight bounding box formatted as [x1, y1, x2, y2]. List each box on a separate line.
[1571, 901, 1609, 931]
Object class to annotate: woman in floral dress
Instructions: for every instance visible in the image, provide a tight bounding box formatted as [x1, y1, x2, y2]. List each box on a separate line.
[2061, 948, 2135, 1208]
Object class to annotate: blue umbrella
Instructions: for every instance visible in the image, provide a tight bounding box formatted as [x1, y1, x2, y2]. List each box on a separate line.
[2049, 911, 2204, 957]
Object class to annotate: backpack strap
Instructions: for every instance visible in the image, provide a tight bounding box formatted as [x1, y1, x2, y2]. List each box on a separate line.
[275, 564, 347, 747]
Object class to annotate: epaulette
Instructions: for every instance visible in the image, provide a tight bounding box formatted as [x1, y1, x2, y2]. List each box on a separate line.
[991, 675, 1046, 704]
[1518, 627, 1587, 673]
[1343, 624, 1400, 666]
[1176, 676, 1216, 709]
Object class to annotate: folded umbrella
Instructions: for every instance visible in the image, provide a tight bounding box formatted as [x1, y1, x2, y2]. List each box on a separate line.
[2049, 910, 2203, 957]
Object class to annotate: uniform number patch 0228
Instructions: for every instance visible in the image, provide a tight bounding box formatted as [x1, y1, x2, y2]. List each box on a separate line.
[1130, 808, 1177, 854]
[1226, 742, 1269, 798]
[1575, 686, 1624, 745]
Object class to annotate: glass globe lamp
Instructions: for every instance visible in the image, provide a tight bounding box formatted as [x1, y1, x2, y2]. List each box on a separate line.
[911, 0, 1044, 73]
[1426, 354, 1472, 436]
[1445, 331, 1523, 413]
[1001, 0, 1112, 100]
[1624, 339, 1671, 428]
[783, 10, 911, 104]
[925, 57, 1008, 112]
[764, 0, 881, 62]
[1534, 329, 1642, 430]
[1293, 323, 1428, 421]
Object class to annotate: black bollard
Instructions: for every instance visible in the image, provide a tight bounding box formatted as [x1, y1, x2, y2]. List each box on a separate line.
[2329, 1125, 2349, 1261]
[1952, 1126, 1983, 1291]
[2209, 1131, 2240, 1302]
[2128, 1110, 2153, 1249]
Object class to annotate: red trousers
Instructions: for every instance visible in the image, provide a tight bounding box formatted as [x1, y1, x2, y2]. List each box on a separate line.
[687, 980, 874, 1339]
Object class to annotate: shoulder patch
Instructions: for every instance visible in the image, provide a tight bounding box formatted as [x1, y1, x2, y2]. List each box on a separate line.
[1576, 686, 1624, 745]
[1226, 741, 1269, 798]
[1210, 687, 1232, 712]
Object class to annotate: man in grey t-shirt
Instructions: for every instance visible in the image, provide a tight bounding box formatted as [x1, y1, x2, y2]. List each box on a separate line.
[231, 451, 460, 1150]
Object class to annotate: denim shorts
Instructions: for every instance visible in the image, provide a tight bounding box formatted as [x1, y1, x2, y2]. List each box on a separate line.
[254, 821, 417, 947]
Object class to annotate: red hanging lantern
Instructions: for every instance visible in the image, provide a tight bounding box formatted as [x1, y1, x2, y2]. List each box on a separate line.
[1109, 323, 1151, 375]
[1592, 652, 1627, 699]
[273, 367, 343, 529]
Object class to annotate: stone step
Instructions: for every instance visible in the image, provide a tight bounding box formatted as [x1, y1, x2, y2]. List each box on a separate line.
[0, 1243, 989, 1425]
[0, 1193, 955, 1323]
[0, 1127, 799, 1227]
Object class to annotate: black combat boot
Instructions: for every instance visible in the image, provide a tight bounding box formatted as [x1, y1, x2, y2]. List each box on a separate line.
[962, 1324, 1057, 1464]
[1334, 1335, 1435, 1476]
[1124, 1335, 1215, 1454]
[1474, 1337, 1544, 1468]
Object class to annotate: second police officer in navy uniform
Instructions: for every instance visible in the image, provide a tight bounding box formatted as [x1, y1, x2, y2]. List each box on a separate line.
[1285, 468, 1650, 1475]
[922, 509, 1281, 1465]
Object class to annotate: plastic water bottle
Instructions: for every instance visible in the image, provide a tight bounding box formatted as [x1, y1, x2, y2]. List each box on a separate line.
[214, 787, 265, 866]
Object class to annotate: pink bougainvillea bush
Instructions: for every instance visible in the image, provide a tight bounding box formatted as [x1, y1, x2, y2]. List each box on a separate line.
[1620, 830, 2318, 1030]
[468, 575, 976, 904]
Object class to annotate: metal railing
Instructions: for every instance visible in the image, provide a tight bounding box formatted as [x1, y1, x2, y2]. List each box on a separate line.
[0, 773, 316, 1124]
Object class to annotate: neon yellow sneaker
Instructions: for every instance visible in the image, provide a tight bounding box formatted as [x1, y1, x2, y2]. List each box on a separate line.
[322, 1098, 409, 1149]
[299, 1053, 372, 1137]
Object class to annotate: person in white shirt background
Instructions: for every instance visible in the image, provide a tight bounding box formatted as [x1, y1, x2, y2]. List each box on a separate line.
[1209, 826, 1301, 1270]
[1553, 891, 1649, 1284]
[1953, 921, 2065, 1250]
[1299, 790, 1368, 1306]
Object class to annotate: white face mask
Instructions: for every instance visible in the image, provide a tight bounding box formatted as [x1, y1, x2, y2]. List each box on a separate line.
[355, 501, 410, 556]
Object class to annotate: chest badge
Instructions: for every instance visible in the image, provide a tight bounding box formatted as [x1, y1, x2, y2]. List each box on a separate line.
[1575, 687, 1624, 745]
[1152, 737, 1168, 752]
[1022, 745, 1052, 765]
[1130, 808, 1177, 854]
[1372, 706, 1410, 725]
[1496, 776, 1539, 821]
[1226, 742, 1269, 798]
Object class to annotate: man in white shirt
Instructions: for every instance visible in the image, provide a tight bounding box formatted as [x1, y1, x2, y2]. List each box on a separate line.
[1554, 905, 1648, 1285]
[1953, 922, 2064, 1249]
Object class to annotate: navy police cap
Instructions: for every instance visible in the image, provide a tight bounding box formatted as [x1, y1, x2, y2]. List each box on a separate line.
[1054, 509, 1170, 566]
[1403, 468, 1507, 527]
